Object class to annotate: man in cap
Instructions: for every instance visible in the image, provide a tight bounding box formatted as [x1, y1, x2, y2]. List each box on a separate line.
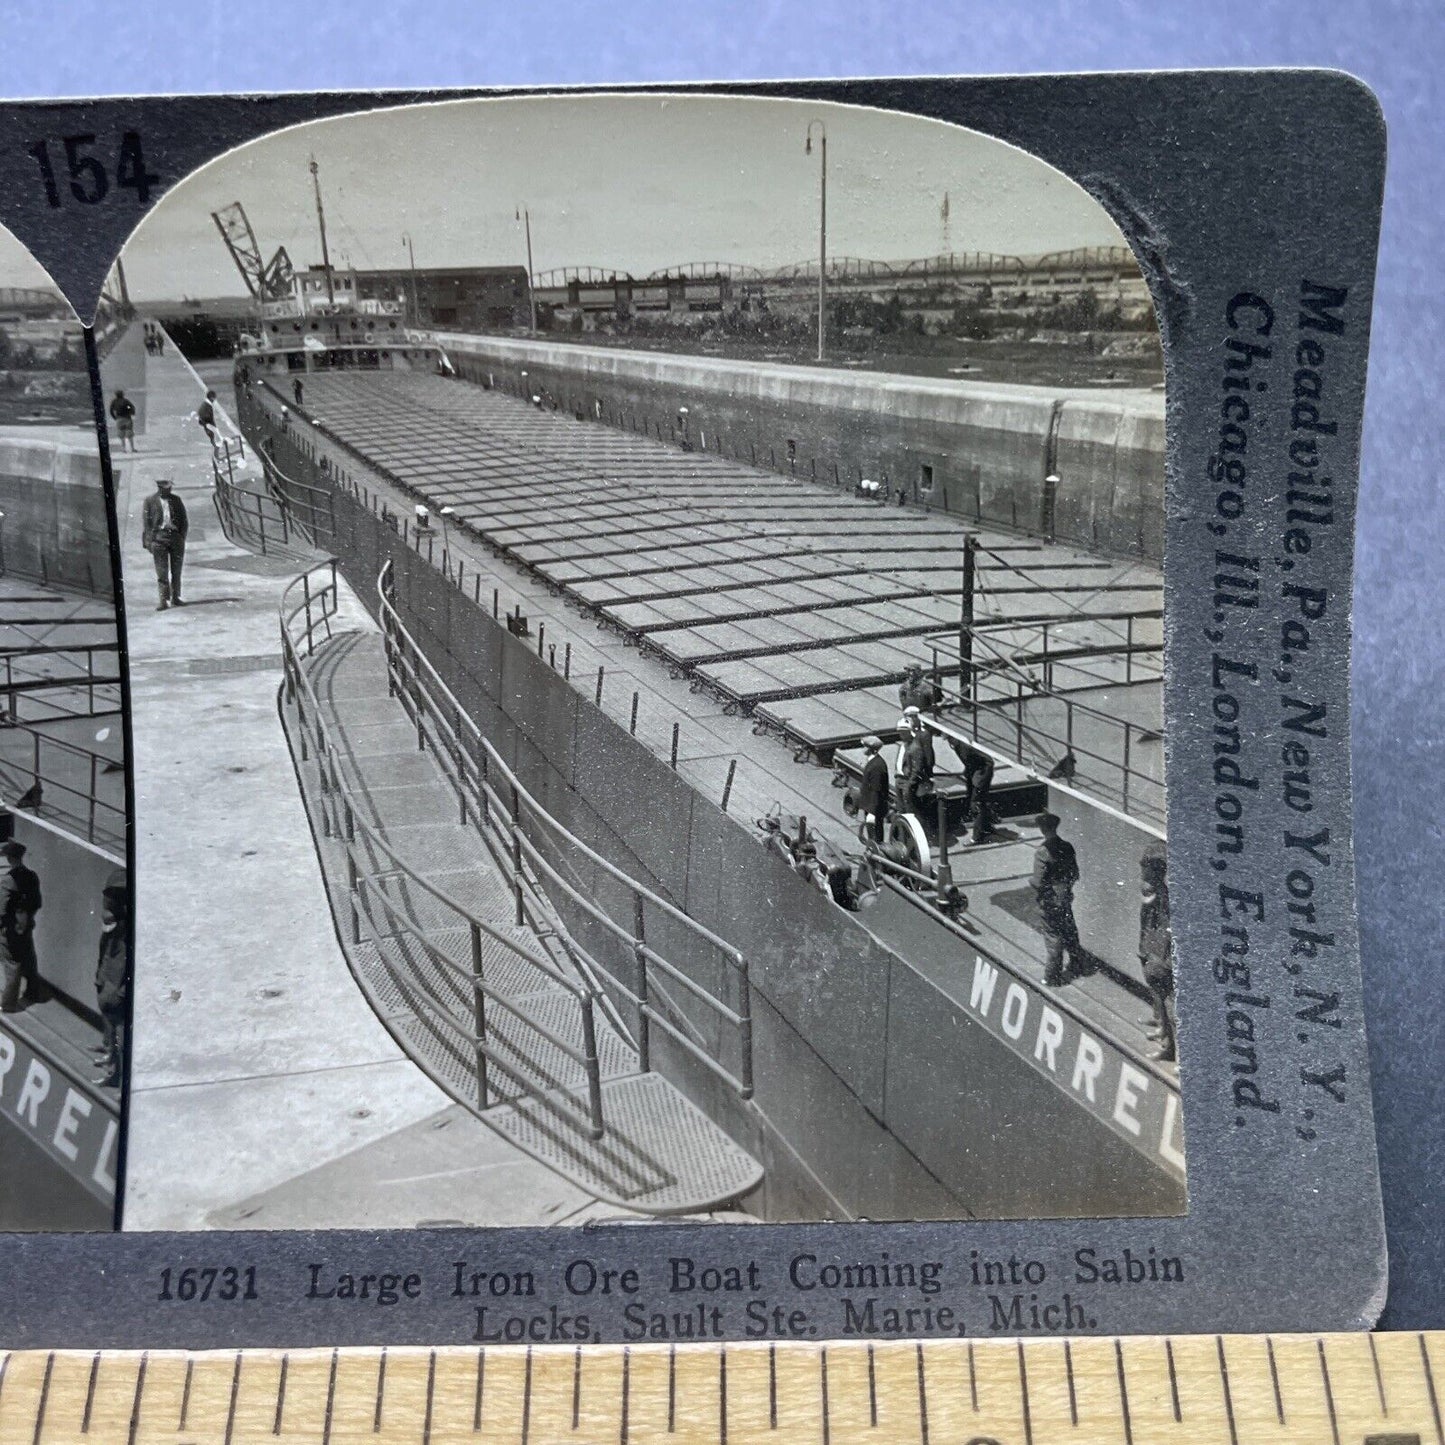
[142, 477, 189, 610]
[197, 388, 219, 448]
[961, 741, 996, 844]
[856, 735, 890, 846]
[1031, 812, 1082, 987]
[0, 839, 43, 1013]
[1138, 841, 1175, 1062]
[898, 663, 943, 714]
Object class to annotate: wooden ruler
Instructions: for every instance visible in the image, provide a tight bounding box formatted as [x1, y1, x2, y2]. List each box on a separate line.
[0, 1334, 1439, 1444]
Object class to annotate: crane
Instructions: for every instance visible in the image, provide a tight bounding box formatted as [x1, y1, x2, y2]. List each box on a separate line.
[211, 202, 295, 303]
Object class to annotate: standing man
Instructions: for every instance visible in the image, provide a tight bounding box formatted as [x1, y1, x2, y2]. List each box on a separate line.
[898, 663, 942, 714]
[197, 389, 219, 449]
[1031, 811, 1082, 987]
[962, 741, 996, 844]
[1138, 842, 1176, 1063]
[142, 477, 189, 610]
[108, 389, 137, 452]
[856, 735, 890, 847]
[93, 869, 129, 1088]
[0, 840, 43, 1014]
[896, 714, 932, 818]
[292, 377, 305, 408]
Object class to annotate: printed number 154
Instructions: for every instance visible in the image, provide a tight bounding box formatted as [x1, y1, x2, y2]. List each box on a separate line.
[29, 132, 158, 207]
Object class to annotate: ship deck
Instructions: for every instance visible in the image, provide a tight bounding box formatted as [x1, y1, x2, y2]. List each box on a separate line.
[250, 369, 1170, 1074]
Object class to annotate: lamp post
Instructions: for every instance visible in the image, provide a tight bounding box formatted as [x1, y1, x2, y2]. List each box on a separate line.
[515, 206, 537, 331]
[805, 121, 827, 363]
[402, 233, 419, 325]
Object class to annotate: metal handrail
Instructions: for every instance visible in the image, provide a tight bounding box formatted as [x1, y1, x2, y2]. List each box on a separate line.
[0, 718, 125, 848]
[377, 559, 755, 1101]
[278, 560, 606, 1139]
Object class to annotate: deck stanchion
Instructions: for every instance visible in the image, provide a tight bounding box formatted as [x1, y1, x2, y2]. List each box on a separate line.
[630, 692, 639, 736]
[537, 623, 545, 657]
[548, 644, 556, 670]
[633, 897, 650, 1074]
[470, 923, 489, 1110]
[580, 1001, 604, 1138]
[721, 759, 737, 813]
[670, 722, 680, 769]
[564, 643, 572, 680]
[595, 666, 605, 707]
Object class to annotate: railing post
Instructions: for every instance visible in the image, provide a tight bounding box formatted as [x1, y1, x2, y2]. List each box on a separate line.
[510, 782, 524, 927]
[633, 895, 650, 1073]
[580, 1000, 604, 1138]
[737, 963, 754, 1100]
[471, 922, 489, 1111]
[453, 702, 467, 825]
[347, 852, 361, 945]
[1122, 724, 1132, 812]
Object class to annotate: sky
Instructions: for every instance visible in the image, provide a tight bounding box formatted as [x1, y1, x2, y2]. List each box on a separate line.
[82, 92, 1133, 303]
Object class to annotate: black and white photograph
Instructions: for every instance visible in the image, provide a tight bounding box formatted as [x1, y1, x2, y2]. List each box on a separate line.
[107, 92, 1176, 1232]
[0, 227, 126, 1231]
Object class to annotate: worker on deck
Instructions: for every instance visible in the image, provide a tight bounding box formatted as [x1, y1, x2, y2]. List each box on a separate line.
[0, 840, 43, 1015]
[897, 709, 935, 818]
[197, 389, 219, 449]
[292, 377, 305, 408]
[1032, 812, 1083, 988]
[961, 742, 996, 843]
[1139, 841, 1176, 1063]
[899, 664, 943, 714]
[856, 735, 889, 846]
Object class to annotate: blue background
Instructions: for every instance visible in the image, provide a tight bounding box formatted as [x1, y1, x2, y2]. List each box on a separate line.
[0, 0, 1438, 1328]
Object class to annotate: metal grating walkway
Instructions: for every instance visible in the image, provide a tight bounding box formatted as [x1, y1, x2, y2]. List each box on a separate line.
[281, 625, 762, 1214]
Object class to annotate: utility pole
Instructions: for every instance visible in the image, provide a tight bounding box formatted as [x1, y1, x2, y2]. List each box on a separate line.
[403, 233, 419, 324]
[516, 206, 537, 331]
[310, 157, 335, 305]
[805, 122, 827, 363]
[960, 533, 977, 703]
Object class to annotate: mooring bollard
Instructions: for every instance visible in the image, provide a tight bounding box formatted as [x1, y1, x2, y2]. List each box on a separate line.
[722, 759, 737, 813]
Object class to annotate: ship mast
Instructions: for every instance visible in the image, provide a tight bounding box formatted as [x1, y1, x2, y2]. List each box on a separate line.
[309, 156, 335, 305]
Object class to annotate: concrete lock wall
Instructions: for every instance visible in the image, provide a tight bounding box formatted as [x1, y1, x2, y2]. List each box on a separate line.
[434, 334, 1166, 563]
[0, 439, 112, 597]
[318, 477, 1182, 1221]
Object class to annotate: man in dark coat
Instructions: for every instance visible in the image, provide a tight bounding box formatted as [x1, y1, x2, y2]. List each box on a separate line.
[962, 742, 996, 843]
[898, 664, 943, 714]
[93, 869, 128, 1087]
[856, 734, 890, 846]
[108, 389, 136, 452]
[896, 720, 927, 819]
[1031, 811, 1082, 987]
[142, 477, 189, 610]
[1138, 841, 1175, 1062]
[0, 840, 43, 1013]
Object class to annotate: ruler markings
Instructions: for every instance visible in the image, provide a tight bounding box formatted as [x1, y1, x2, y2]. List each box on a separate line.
[422, 1350, 436, 1445]
[768, 1343, 777, 1430]
[573, 1345, 583, 1432]
[273, 1353, 288, 1436]
[221, 1352, 239, 1445]
[81, 1352, 99, 1435]
[178, 1358, 193, 1432]
[1369, 1330, 1389, 1415]
[1016, 1340, 1033, 1445]
[473, 1349, 484, 1433]
[866, 1343, 877, 1427]
[1215, 1336, 1239, 1445]
[1063, 1339, 1079, 1426]
[1114, 1339, 1133, 1445]
[521, 1346, 533, 1445]
[820, 1346, 830, 1445]
[966, 1340, 978, 1412]
[374, 1347, 387, 1433]
[615, 1347, 626, 1445]
[1164, 1338, 1182, 1423]
[321, 1349, 338, 1445]
[1316, 1338, 1341, 1445]
[718, 1349, 728, 1445]
[915, 1343, 929, 1445]
[28, 1353, 52, 1445]
[1421, 1333, 1445, 1445]
[1266, 1336, 1285, 1423]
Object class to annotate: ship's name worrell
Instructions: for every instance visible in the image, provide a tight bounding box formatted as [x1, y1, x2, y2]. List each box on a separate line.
[966, 957, 1185, 1178]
